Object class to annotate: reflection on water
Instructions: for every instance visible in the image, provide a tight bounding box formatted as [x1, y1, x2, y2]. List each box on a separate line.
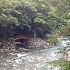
[0, 37, 70, 70]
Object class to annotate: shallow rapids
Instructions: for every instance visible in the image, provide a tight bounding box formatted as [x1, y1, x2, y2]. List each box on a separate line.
[0, 37, 70, 70]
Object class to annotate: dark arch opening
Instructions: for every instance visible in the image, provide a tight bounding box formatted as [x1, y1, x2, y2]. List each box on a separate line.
[14, 35, 29, 49]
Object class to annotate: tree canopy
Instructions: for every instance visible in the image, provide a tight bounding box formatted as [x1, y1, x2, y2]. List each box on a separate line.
[0, 0, 70, 39]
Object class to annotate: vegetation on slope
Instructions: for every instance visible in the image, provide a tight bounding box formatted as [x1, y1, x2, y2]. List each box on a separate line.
[0, 0, 70, 42]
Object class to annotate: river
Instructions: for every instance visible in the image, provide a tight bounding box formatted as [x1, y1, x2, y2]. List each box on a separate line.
[0, 37, 70, 70]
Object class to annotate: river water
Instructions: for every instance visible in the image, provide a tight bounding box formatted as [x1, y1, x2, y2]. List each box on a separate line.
[0, 37, 70, 70]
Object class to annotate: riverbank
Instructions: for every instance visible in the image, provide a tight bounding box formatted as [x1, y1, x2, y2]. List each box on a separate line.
[27, 38, 54, 49]
[0, 37, 55, 53]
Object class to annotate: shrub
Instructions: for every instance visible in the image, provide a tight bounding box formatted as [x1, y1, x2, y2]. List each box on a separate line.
[46, 34, 58, 44]
[50, 58, 70, 70]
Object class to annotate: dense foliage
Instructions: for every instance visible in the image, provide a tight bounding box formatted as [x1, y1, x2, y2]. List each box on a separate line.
[0, 0, 70, 39]
[51, 58, 70, 70]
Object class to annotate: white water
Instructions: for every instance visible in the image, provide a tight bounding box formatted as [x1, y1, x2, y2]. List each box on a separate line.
[0, 37, 70, 70]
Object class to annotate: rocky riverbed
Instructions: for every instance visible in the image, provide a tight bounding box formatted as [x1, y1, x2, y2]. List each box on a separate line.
[27, 38, 54, 49]
[0, 38, 55, 53]
[0, 37, 70, 70]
